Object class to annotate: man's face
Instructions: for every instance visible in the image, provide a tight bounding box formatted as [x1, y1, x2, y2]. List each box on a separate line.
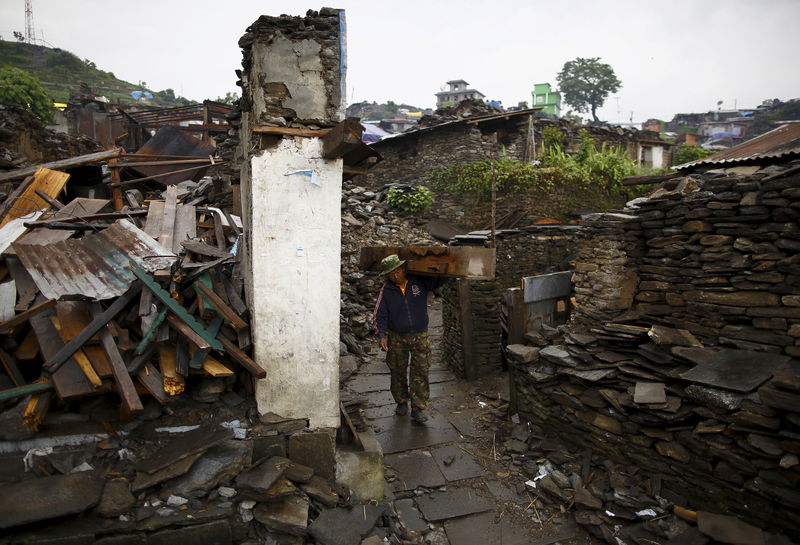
[387, 266, 406, 285]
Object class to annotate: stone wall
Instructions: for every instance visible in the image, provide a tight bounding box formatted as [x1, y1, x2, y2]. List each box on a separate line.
[359, 118, 667, 229]
[441, 227, 581, 377]
[510, 162, 800, 536]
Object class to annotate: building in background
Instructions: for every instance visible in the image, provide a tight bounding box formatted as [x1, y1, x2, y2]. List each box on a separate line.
[531, 83, 561, 117]
[435, 80, 486, 109]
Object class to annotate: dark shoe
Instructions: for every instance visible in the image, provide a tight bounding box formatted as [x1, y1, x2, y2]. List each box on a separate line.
[411, 409, 429, 423]
[395, 403, 408, 416]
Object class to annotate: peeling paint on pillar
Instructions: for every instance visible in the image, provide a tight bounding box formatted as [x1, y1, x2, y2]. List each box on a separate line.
[237, 8, 347, 429]
[249, 138, 342, 429]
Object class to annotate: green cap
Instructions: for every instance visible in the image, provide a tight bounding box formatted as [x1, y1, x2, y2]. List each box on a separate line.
[379, 254, 406, 275]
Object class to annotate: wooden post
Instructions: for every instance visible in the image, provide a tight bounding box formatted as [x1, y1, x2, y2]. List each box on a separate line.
[507, 288, 526, 345]
[109, 153, 124, 211]
[457, 279, 477, 381]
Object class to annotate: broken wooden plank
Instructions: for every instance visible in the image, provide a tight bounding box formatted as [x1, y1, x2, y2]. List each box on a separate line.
[131, 265, 223, 351]
[322, 118, 364, 159]
[91, 302, 143, 414]
[158, 185, 179, 253]
[33, 189, 65, 210]
[30, 310, 94, 399]
[181, 240, 231, 259]
[202, 357, 234, 377]
[0, 149, 122, 182]
[360, 246, 496, 280]
[194, 281, 248, 329]
[51, 315, 102, 389]
[0, 379, 53, 402]
[42, 281, 143, 373]
[0, 175, 34, 224]
[216, 334, 266, 378]
[0, 298, 56, 332]
[167, 314, 212, 350]
[14, 329, 39, 360]
[457, 279, 477, 381]
[16, 198, 111, 247]
[0, 348, 25, 387]
[22, 390, 52, 430]
[135, 362, 170, 403]
[159, 344, 184, 396]
[0, 168, 71, 227]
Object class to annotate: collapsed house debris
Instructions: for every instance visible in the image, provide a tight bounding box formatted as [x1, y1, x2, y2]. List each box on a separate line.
[505, 159, 800, 541]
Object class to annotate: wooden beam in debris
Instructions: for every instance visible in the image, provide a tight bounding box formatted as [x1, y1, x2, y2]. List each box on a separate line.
[360, 246, 496, 280]
[0, 298, 56, 332]
[250, 126, 329, 138]
[0, 380, 53, 402]
[194, 281, 248, 330]
[456, 279, 477, 381]
[91, 303, 143, 414]
[0, 148, 122, 182]
[322, 118, 364, 159]
[42, 281, 143, 374]
[0, 168, 71, 227]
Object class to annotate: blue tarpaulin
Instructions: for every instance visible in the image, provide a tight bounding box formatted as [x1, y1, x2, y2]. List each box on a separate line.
[362, 123, 391, 143]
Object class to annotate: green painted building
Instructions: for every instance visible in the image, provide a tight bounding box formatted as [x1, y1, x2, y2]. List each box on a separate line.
[532, 83, 561, 116]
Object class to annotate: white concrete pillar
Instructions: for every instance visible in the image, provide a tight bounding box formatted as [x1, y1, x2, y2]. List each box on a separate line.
[248, 137, 342, 429]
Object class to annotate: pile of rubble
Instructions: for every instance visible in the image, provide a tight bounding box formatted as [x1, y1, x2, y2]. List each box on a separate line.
[506, 161, 800, 539]
[339, 180, 439, 367]
[0, 105, 101, 169]
[416, 99, 504, 129]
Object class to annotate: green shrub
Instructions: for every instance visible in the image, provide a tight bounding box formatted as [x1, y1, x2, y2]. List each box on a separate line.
[386, 186, 434, 213]
[0, 66, 53, 123]
[429, 156, 552, 199]
[672, 144, 714, 166]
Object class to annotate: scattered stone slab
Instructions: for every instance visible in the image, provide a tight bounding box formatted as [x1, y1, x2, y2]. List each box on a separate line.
[634, 382, 667, 404]
[666, 526, 711, 545]
[96, 479, 136, 518]
[373, 411, 459, 454]
[135, 426, 231, 475]
[697, 511, 765, 545]
[395, 498, 428, 533]
[385, 450, 446, 491]
[443, 511, 532, 545]
[235, 456, 286, 494]
[300, 475, 339, 507]
[681, 349, 791, 393]
[166, 440, 252, 498]
[445, 407, 481, 437]
[132, 451, 204, 493]
[347, 374, 391, 394]
[288, 431, 336, 480]
[648, 325, 702, 347]
[148, 520, 231, 545]
[574, 487, 603, 509]
[484, 480, 528, 505]
[308, 504, 387, 545]
[415, 487, 493, 522]
[506, 344, 540, 363]
[0, 472, 104, 529]
[430, 444, 486, 482]
[253, 494, 309, 537]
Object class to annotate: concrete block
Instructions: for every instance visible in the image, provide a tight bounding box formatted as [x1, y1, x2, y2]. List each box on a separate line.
[289, 430, 336, 480]
[335, 428, 384, 502]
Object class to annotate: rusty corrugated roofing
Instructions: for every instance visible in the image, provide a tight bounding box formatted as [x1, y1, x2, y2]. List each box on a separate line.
[676, 123, 800, 170]
[11, 219, 176, 301]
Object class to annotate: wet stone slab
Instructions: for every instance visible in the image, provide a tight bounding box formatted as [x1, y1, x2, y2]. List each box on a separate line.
[364, 390, 397, 408]
[445, 408, 482, 437]
[430, 444, 486, 482]
[483, 479, 529, 505]
[364, 404, 399, 419]
[395, 498, 429, 533]
[415, 487, 494, 522]
[385, 450, 446, 491]
[0, 472, 105, 529]
[373, 411, 459, 454]
[346, 374, 391, 394]
[308, 504, 388, 545]
[443, 511, 533, 545]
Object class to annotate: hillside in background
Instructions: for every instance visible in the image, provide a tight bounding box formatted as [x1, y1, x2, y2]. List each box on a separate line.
[0, 40, 195, 108]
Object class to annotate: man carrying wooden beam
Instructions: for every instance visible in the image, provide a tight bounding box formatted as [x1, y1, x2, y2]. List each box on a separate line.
[373, 255, 446, 424]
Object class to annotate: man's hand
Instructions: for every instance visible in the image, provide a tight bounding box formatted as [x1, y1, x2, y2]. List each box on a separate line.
[379, 337, 388, 352]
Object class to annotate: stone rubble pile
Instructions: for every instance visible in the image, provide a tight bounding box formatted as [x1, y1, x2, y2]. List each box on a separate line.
[339, 180, 440, 365]
[507, 161, 800, 539]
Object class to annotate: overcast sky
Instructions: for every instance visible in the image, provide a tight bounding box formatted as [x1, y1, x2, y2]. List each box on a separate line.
[1, 0, 798, 124]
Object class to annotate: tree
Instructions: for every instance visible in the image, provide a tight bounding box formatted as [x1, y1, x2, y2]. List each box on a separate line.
[214, 91, 239, 104]
[0, 66, 53, 123]
[556, 57, 621, 123]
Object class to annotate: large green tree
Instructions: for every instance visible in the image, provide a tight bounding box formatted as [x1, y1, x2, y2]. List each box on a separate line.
[0, 66, 53, 123]
[556, 57, 621, 123]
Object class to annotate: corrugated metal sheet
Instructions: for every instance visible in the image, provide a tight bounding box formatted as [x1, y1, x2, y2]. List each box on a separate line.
[677, 123, 800, 170]
[11, 219, 177, 301]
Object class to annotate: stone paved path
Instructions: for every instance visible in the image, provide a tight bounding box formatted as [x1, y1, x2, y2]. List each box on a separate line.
[344, 300, 590, 545]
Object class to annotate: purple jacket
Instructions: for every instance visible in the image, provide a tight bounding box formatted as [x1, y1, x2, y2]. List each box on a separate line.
[373, 275, 446, 338]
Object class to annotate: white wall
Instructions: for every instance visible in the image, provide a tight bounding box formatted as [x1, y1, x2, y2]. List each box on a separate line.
[248, 137, 342, 429]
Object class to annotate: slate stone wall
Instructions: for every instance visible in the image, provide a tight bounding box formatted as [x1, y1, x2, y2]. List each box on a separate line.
[441, 227, 582, 378]
[511, 164, 800, 536]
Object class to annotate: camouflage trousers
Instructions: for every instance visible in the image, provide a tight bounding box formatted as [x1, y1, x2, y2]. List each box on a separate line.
[386, 331, 431, 410]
